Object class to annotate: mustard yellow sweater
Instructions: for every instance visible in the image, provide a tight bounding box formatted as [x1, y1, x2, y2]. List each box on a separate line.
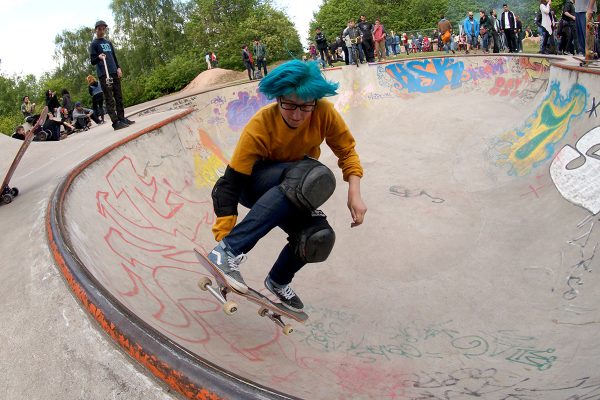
[212, 98, 363, 240]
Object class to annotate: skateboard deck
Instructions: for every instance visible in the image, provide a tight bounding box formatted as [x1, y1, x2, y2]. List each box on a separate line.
[194, 248, 308, 335]
[1, 106, 48, 205]
[574, 18, 599, 67]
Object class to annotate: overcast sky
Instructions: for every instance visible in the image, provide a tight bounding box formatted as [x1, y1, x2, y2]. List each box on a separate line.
[0, 0, 321, 78]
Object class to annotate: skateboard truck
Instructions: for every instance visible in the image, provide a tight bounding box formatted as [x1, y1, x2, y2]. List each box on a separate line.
[197, 276, 296, 335]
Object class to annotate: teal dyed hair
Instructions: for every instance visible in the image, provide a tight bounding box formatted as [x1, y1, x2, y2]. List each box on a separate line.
[258, 60, 339, 100]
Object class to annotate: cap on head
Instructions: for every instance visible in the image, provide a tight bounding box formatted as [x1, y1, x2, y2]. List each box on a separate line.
[75, 102, 82, 107]
[95, 20, 108, 29]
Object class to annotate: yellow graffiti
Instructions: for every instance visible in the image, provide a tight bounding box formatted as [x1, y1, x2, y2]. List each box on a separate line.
[496, 82, 587, 176]
[194, 152, 225, 188]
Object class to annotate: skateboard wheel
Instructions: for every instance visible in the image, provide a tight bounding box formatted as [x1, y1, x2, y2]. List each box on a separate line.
[11, 188, 18, 197]
[283, 325, 294, 336]
[258, 307, 269, 317]
[2, 194, 13, 205]
[223, 300, 238, 315]
[198, 276, 212, 291]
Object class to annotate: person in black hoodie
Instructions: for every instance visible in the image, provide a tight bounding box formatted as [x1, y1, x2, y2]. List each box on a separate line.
[357, 15, 375, 62]
[45, 89, 60, 116]
[314, 27, 328, 68]
[89, 20, 134, 131]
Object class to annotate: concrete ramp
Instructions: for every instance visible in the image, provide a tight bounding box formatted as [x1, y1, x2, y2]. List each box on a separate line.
[48, 56, 600, 399]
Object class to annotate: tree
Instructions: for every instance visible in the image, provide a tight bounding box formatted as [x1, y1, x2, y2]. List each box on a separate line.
[110, 0, 188, 75]
[185, 0, 300, 69]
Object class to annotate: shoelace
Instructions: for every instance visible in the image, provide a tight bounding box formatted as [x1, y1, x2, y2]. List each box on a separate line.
[276, 285, 296, 300]
[227, 254, 247, 272]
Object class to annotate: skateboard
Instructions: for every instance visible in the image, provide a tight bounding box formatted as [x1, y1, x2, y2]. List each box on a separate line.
[102, 56, 113, 87]
[1, 106, 48, 206]
[194, 248, 308, 335]
[574, 18, 599, 67]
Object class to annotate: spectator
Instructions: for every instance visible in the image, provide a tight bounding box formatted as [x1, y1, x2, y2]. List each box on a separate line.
[61, 89, 74, 119]
[575, 0, 597, 55]
[253, 38, 268, 77]
[491, 9, 503, 52]
[45, 90, 60, 116]
[373, 19, 387, 61]
[211, 52, 218, 68]
[21, 96, 39, 125]
[402, 32, 410, 54]
[43, 112, 74, 141]
[12, 125, 26, 141]
[540, 0, 554, 54]
[314, 28, 329, 68]
[342, 19, 362, 65]
[394, 31, 400, 54]
[516, 15, 524, 52]
[86, 75, 105, 124]
[241, 44, 255, 80]
[73, 102, 102, 130]
[339, 29, 350, 65]
[205, 52, 212, 69]
[560, 0, 577, 54]
[386, 30, 395, 56]
[480, 10, 493, 52]
[500, 4, 518, 53]
[89, 20, 134, 131]
[357, 15, 375, 62]
[463, 12, 480, 54]
[438, 15, 455, 54]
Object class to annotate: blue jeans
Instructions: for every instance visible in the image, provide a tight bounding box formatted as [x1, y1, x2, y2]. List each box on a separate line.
[576, 12, 586, 54]
[481, 32, 489, 50]
[223, 161, 332, 285]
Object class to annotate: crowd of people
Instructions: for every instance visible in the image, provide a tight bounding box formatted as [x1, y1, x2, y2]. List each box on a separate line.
[299, 0, 597, 66]
[13, 19, 135, 141]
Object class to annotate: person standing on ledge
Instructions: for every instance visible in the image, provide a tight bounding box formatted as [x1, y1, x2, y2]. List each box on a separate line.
[89, 20, 135, 131]
[206, 60, 367, 311]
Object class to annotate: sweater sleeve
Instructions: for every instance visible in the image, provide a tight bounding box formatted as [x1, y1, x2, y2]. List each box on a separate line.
[323, 103, 363, 181]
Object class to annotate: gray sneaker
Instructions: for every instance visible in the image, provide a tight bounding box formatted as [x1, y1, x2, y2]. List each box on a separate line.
[264, 276, 304, 312]
[207, 241, 248, 293]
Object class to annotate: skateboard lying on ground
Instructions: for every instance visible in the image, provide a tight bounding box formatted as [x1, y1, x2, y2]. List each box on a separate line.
[1, 106, 49, 206]
[194, 248, 308, 335]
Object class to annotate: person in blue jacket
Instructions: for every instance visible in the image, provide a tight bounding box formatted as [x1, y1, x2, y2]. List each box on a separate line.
[463, 12, 480, 54]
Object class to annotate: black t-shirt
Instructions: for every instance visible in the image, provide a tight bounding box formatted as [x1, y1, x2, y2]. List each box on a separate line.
[357, 21, 373, 39]
[562, 1, 576, 23]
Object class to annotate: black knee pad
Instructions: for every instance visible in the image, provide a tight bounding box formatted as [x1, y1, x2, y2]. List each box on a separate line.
[280, 157, 336, 211]
[291, 216, 336, 263]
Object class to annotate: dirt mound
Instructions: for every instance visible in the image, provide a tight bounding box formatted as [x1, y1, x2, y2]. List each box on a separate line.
[182, 68, 246, 92]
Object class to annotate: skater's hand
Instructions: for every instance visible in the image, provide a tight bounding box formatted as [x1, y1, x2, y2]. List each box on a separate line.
[99, 53, 106, 60]
[347, 175, 366, 228]
[117, 68, 123, 78]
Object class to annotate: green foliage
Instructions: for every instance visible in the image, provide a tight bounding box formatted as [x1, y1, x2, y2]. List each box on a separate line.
[110, 0, 188, 76]
[0, 74, 41, 136]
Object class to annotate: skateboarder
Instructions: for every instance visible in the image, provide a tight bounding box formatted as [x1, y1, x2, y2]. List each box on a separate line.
[207, 60, 367, 311]
[89, 20, 134, 131]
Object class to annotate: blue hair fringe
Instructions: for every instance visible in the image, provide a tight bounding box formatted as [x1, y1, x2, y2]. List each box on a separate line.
[258, 60, 339, 100]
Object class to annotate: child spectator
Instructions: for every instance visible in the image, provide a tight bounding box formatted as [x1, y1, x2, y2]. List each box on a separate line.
[241, 45, 255, 80]
[86, 75, 105, 124]
[61, 89, 74, 119]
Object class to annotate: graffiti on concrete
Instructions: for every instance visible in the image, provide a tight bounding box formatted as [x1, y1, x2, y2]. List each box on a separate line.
[226, 90, 274, 131]
[492, 81, 587, 176]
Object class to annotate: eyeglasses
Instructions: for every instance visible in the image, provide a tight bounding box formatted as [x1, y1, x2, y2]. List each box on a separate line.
[279, 98, 317, 112]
